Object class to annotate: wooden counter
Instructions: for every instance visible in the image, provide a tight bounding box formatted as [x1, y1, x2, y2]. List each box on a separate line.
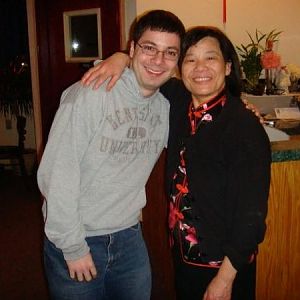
[256, 136, 300, 299]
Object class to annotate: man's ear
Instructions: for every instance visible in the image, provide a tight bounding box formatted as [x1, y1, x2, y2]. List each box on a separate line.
[129, 41, 135, 59]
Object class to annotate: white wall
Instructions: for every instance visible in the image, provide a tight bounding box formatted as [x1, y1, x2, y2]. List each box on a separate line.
[123, 0, 137, 46]
[134, 0, 300, 65]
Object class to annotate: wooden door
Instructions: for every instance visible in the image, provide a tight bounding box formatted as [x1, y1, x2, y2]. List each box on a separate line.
[35, 0, 122, 144]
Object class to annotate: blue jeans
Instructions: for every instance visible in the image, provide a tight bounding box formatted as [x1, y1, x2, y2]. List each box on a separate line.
[44, 223, 151, 300]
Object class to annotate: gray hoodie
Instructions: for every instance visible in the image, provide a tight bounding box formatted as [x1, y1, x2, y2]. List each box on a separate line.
[37, 68, 169, 260]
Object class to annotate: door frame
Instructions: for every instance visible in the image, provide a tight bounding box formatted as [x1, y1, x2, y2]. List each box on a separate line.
[26, 0, 42, 160]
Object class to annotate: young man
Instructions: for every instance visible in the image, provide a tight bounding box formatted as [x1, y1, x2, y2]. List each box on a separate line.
[37, 10, 185, 300]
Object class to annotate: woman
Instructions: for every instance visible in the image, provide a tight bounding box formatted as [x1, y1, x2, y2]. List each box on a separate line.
[82, 26, 271, 300]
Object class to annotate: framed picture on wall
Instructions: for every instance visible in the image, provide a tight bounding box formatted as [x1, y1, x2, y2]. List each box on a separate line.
[63, 8, 102, 63]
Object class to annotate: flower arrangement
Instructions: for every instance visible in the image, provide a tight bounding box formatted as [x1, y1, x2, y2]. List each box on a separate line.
[261, 49, 281, 69]
[286, 63, 300, 92]
[236, 29, 282, 94]
[286, 63, 300, 80]
[260, 39, 282, 94]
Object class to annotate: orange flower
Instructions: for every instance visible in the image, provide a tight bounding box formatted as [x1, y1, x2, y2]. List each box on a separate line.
[261, 50, 281, 69]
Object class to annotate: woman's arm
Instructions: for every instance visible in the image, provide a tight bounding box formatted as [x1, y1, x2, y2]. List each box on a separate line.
[81, 52, 130, 90]
[203, 256, 237, 300]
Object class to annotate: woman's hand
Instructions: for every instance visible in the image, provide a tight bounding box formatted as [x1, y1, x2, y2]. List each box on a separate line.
[81, 52, 130, 91]
[203, 275, 232, 300]
[203, 257, 236, 300]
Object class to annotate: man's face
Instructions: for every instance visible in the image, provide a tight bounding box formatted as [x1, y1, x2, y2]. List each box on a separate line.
[130, 29, 180, 97]
[181, 36, 231, 106]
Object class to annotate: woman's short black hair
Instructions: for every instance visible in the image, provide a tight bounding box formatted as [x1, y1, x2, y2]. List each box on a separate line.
[130, 10, 185, 45]
[179, 26, 242, 97]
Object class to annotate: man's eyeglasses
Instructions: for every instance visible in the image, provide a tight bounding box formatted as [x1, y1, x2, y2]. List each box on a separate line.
[136, 43, 179, 61]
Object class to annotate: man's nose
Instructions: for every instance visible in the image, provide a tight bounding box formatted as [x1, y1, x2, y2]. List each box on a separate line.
[151, 51, 164, 64]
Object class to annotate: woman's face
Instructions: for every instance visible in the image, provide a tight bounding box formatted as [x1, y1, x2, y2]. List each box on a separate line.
[181, 36, 231, 106]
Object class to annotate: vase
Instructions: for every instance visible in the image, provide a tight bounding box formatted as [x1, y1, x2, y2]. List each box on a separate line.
[265, 68, 275, 95]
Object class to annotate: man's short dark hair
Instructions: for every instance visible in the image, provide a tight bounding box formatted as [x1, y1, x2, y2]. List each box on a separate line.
[131, 10, 185, 44]
[179, 26, 242, 97]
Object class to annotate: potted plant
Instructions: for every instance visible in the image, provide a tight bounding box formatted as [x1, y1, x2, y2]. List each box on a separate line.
[0, 55, 33, 150]
[236, 29, 282, 95]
